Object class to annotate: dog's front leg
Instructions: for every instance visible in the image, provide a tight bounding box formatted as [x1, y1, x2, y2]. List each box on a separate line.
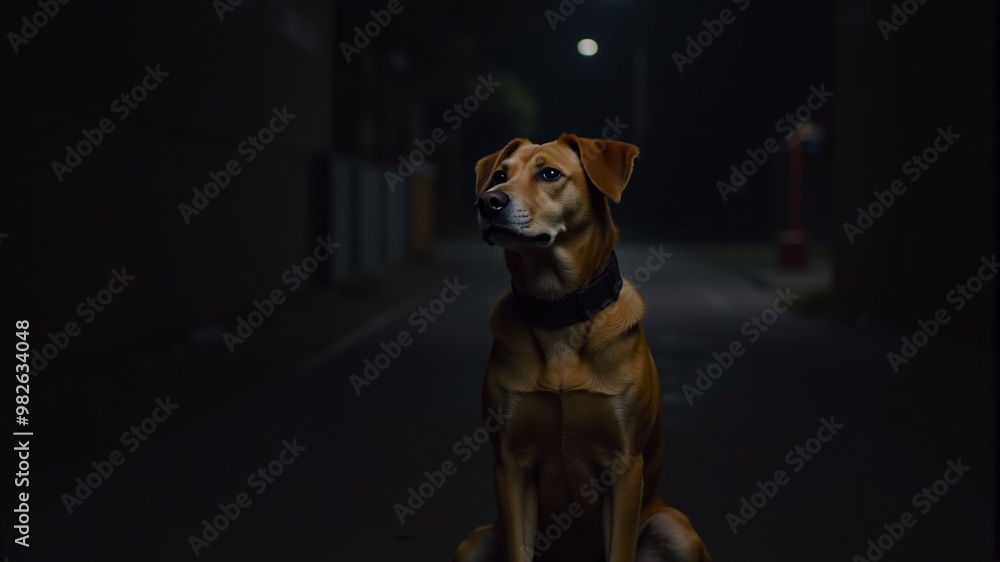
[604, 455, 643, 562]
[495, 462, 537, 562]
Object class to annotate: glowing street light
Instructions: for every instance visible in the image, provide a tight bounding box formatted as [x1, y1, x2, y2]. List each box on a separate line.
[577, 38, 598, 56]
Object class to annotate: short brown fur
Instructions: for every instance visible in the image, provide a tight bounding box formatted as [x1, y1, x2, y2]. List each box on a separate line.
[456, 136, 710, 562]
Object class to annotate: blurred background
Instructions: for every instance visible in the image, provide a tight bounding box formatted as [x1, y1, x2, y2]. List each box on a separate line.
[1, 0, 995, 560]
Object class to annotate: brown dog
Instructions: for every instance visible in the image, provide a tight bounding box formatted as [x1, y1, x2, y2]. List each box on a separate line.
[453, 135, 711, 562]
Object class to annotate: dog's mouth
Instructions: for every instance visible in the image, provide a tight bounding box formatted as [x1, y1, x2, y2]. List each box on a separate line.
[482, 225, 552, 247]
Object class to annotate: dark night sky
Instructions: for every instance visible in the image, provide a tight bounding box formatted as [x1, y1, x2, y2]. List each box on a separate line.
[334, 0, 838, 239]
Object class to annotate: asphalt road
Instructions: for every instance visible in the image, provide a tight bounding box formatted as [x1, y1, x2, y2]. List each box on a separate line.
[23, 240, 992, 562]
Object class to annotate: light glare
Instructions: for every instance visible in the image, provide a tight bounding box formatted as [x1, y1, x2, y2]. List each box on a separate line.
[577, 38, 598, 57]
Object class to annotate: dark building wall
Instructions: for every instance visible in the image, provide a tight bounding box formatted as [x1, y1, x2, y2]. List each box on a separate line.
[833, 0, 996, 339]
[2, 0, 333, 347]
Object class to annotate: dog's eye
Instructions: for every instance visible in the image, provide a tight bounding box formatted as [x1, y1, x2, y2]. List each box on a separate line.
[540, 168, 561, 181]
[492, 170, 507, 185]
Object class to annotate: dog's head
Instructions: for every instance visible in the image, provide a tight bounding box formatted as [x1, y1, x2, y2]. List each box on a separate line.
[474, 135, 639, 250]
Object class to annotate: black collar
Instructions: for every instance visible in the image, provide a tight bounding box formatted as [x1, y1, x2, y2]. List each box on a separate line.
[511, 251, 623, 328]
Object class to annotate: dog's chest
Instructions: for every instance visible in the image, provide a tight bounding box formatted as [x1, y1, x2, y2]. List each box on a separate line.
[501, 390, 628, 476]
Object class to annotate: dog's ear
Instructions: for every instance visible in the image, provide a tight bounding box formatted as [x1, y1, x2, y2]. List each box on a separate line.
[474, 139, 528, 195]
[474, 150, 503, 195]
[559, 134, 639, 203]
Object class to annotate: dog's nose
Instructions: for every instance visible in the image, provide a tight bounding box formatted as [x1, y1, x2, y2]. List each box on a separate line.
[477, 190, 510, 218]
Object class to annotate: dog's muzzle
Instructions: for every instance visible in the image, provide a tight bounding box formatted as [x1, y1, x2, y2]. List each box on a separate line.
[477, 191, 552, 247]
